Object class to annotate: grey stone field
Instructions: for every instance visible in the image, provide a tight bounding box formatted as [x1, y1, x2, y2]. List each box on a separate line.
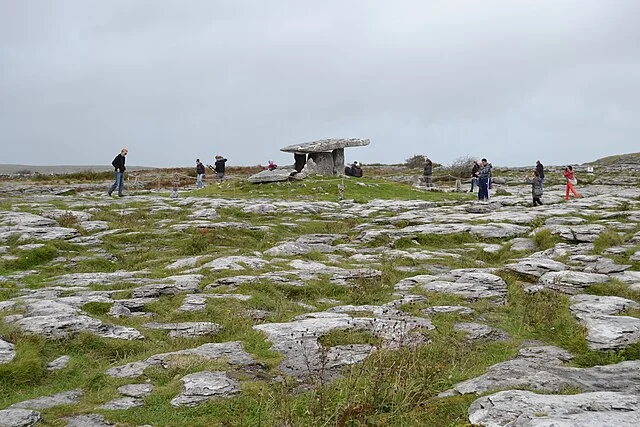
[0, 164, 639, 426]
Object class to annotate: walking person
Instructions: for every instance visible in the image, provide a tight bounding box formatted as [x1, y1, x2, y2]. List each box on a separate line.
[196, 159, 205, 188]
[108, 148, 128, 197]
[536, 160, 545, 191]
[529, 170, 543, 206]
[563, 165, 580, 200]
[478, 158, 492, 202]
[423, 157, 433, 188]
[214, 155, 227, 180]
[470, 160, 480, 192]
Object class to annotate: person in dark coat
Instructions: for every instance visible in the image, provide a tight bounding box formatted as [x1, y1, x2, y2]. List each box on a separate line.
[478, 158, 492, 202]
[214, 155, 227, 180]
[529, 170, 543, 206]
[536, 160, 545, 191]
[423, 157, 433, 188]
[196, 159, 205, 188]
[470, 160, 480, 192]
[345, 161, 363, 177]
[108, 148, 128, 197]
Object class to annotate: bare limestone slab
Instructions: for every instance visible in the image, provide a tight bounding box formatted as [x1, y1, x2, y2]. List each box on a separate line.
[177, 293, 252, 312]
[11, 300, 144, 340]
[538, 271, 609, 294]
[570, 294, 640, 350]
[0, 338, 16, 364]
[0, 409, 41, 427]
[468, 390, 640, 427]
[254, 305, 432, 381]
[248, 168, 298, 183]
[396, 270, 507, 302]
[10, 389, 83, 410]
[454, 323, 509, 341]
[105, 342, 255, 378]
[503, 258, 567, 278]
[47, 355, 70, 371]
[64, 413, 114, 427]
[142, 322, 222, 338]
[441, 345, 640, 397]
[170, 371, 240, 407]
[98, 397, 143, 410]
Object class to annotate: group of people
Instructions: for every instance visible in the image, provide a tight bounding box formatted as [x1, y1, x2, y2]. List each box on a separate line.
[345, 161, 363, 177]
[195, 155, 227, 188]
[468, 158, 493, 201]
[108, 150, 581, 204]
[527, 161, 580, 206]
[106, 149, 229, 196]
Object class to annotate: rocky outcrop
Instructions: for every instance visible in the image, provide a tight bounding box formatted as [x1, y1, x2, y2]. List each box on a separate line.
[441, 346, 640, 397]
[395, 270, 507, 302]
[570, 294, 640, 350]
[171, 371, 240, 407]
[468, 390, 640, 426]
[105, 342, 256, 378]
[0, 338, 16, 364]
[0, 408, 41, 427]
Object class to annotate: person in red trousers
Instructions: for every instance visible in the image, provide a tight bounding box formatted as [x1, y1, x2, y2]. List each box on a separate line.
[563, 166, 580, 200]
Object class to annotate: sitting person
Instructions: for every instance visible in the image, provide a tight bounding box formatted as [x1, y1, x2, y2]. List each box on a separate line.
[265, 160, 278, 171]
[344, 161, 363, 177]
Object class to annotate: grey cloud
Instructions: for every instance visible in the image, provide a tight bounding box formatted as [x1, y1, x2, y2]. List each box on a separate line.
[1, 0, 638, 167]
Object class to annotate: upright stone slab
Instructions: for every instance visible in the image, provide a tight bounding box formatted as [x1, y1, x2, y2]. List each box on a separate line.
[332, 148, 344, 175]
[308, 152, 335, 176]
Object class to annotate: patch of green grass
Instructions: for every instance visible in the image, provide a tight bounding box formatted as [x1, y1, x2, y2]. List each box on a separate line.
[533, 228, 560, 250]
[187, 176, 473, 202]
[319, 329, 382, 348]
[592, 230, 625, 254]
[418, 232, 480, 248]
[584, 280, 640, 303]
[494, 188, 512, 196]
[494, 273, 588, 353]
[2, 244, 58, 271]
[82, 302, 113, 316]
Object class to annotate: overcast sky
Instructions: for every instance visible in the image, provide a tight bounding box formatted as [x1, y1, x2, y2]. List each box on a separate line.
[1, 0, 639, 168]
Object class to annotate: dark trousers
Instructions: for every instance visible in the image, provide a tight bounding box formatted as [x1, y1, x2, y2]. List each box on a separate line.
[478, 178, 489, 201]
[533, 197, 543, 206]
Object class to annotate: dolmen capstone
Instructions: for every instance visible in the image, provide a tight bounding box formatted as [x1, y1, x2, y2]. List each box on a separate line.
[281, 138, 370, 176]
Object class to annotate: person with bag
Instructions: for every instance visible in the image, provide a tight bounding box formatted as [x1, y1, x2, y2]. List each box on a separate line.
[563, 165, 580, 200]
[529, 170, 543, 206]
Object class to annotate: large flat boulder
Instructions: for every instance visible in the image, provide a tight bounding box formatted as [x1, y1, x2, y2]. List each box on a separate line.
[468, 390, 640, 426]
[281, 138, 370, 153]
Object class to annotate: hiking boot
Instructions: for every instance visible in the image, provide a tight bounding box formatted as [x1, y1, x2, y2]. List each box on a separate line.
[118, 194, 125, 197]
[107, 191, 112, 196]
